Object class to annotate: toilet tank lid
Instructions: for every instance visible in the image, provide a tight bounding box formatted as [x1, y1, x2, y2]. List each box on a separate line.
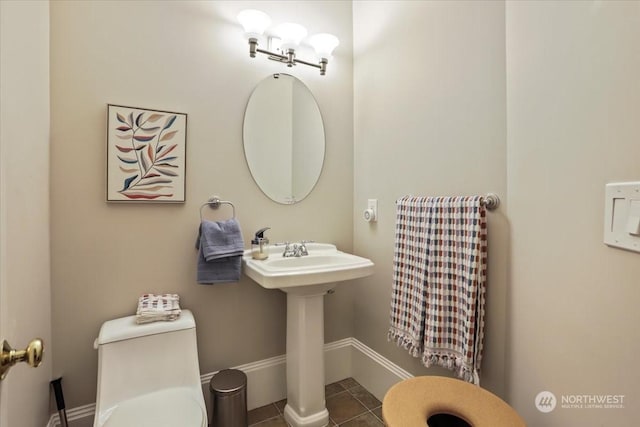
[96, 310, 195, 346]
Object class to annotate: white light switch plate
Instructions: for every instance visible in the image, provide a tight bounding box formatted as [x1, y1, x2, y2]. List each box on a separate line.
[604, 182, 640, 253]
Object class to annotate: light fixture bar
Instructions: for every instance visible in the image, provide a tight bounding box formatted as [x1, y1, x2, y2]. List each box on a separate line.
[247, 39, 326, 75]
[238, 10, 338, 76]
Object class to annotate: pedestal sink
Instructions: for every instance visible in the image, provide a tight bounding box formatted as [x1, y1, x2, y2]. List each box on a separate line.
[242, 243, 374, 427]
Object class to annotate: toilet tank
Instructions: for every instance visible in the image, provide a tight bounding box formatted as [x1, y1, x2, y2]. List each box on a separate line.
[94, 310, 203, 413]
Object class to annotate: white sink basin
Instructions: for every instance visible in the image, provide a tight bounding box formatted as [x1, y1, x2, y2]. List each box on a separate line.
[242, 243, 374, 291]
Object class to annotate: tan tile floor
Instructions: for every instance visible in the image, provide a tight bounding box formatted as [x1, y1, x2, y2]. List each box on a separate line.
[248, 378, 384, 426]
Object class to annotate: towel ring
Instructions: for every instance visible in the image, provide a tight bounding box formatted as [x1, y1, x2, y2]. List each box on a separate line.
[200, 196, 236, 222]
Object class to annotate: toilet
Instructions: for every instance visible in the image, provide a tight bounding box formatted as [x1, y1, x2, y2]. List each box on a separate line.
[382, 376, 525, 427]
[93, 309, 207, 427]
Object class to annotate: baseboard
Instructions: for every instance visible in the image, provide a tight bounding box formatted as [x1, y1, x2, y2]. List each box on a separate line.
[350, 338, 413, 401]
[47, 337, 411, 427]
[47, 403, 95, 427]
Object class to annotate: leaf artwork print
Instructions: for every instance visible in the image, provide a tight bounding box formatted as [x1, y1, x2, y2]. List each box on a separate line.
[110, 108, 185, 201]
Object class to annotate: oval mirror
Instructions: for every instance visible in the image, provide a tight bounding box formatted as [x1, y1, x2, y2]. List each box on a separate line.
[243, 74, 325, 204]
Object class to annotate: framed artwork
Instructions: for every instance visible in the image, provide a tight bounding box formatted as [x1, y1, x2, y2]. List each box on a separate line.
[106, 104, 187, 202]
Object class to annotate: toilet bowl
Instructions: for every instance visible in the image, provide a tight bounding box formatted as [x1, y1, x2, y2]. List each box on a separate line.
[382, 376, 525, 427]
[93, 310, 206, 427]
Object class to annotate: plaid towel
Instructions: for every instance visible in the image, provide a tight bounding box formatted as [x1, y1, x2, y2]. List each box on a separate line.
[388, 196, 487, 384]
[136, 293, 181, 324]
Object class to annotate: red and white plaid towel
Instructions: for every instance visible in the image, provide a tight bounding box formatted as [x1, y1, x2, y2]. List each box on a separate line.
[136, 293, 181, 324]
[388, 196, 487, 384]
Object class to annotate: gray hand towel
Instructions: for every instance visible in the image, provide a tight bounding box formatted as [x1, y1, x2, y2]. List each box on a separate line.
[196, 218, 244, 284]
[199, 218, 245, 261]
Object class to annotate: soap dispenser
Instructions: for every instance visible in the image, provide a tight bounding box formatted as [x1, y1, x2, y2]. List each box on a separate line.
[251, 227, 270, 260]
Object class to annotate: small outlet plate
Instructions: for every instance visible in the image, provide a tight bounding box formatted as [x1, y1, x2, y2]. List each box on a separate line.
[367, 199, 378, 222]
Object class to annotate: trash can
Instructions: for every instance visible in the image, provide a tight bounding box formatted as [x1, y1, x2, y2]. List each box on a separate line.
[209, 369, 248, 427]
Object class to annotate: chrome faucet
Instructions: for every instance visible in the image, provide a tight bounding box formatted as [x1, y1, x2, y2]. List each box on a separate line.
[282, 242, 296, 257]
[281, 240, 313, 257]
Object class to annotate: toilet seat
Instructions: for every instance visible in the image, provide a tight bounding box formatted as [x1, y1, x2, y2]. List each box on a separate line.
[99, 387, 206, 427]
[382, 376, 525, 427]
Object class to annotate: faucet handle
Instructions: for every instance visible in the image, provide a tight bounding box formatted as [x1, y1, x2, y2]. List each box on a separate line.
[300, 240, 314, 248]
[298, 240, 313, 256]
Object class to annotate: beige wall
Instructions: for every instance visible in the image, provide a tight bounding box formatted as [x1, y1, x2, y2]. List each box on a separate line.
[49, 0, 640, 424]
[353, 0, 640, 425]
[50, 0, 354, 409]
[0, 1, 52, 425]
[352, 0, 509, 396]
[506, 1, 640, 424]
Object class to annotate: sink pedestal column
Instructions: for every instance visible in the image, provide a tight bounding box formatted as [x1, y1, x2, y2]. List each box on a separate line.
[283, 286, 333, 427]
[241, 244, 374, 427]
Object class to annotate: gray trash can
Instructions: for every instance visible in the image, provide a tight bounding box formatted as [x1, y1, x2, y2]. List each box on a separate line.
[209, 369, 248, 427]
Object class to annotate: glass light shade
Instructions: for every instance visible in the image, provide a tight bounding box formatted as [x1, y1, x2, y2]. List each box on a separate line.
[237, 9, 271, 39]
[274, 23, 308, 51]
[308, 33, 340, 60]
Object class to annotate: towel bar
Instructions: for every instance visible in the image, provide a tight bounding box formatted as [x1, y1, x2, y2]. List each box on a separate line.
[200, 196, 236, 221]
[396, 193, 500, 210]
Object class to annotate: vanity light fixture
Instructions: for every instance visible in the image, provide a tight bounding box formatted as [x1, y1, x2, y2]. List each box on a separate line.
[237, 9, 339, 76]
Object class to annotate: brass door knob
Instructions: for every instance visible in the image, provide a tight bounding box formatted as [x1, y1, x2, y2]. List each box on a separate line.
[0, 338, 44, 380]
